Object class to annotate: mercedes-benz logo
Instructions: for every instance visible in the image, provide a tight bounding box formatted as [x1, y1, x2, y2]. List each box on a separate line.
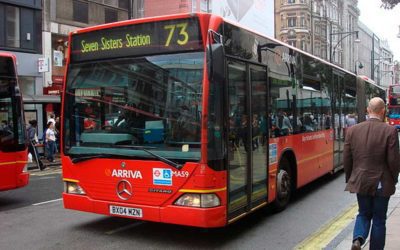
[121, 162, 126, 168]
[116, 180, 133, 200]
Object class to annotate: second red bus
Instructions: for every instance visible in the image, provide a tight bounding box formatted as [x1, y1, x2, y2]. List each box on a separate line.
[0, 52, 29, 191]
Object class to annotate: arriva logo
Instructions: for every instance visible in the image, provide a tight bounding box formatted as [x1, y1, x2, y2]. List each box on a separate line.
[111, 169, 143, 179]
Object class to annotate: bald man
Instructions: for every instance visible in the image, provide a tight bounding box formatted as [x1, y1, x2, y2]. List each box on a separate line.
[344, 97, 400, 250]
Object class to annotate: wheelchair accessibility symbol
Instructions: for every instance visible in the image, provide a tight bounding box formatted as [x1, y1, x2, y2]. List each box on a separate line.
[153, 168, 172, 186]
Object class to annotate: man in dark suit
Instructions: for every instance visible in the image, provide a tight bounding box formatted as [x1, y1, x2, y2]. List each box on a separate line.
[344, 97, 400, 250]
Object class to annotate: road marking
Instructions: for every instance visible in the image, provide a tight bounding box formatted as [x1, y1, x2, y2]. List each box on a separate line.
[30, 169, 62, 176]
[32, 198, 62, 206]
[295, 203, 358, 249]
[105, 221, 145, 235]
[30, 176, 56, 181]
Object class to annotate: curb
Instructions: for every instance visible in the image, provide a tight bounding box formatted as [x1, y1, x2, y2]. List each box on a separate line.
[28, 161, 61, 171]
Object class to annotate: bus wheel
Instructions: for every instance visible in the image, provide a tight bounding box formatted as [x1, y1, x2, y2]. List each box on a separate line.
[273, 158, 292, 212]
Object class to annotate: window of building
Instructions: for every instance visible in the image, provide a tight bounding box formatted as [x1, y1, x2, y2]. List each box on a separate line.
[5, 6, 20, 48]
[288, 17, 296, 27]
[19, 77, 36, 96]
[300, 40, 307, 51]
[288, 0, 295, 3]
[105, 8, 118, 23]
[288, 40, 297, 47]
[73, 0, 89, 23]
[118, 0, 129, 9]
[137, 0, 144, 18]
[200, 0, 209, 12]
[315, 23, 320, 34]
[104, 0, 118, 7]
[300, 15, 306, 27]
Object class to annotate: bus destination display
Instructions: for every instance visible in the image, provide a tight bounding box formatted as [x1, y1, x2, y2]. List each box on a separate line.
[70, 18, 202, 62]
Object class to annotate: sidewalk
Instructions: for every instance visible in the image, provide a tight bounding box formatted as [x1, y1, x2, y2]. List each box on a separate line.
[334, 181, 400, 249]
[27, 153, 61, 171]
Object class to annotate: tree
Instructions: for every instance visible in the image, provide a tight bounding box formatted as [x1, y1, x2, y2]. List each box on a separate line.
[381, 0, 400, 9]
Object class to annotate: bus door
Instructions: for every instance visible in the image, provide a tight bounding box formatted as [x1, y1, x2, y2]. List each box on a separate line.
[226, 58, 268, 219]
[333, 72, 345, 168]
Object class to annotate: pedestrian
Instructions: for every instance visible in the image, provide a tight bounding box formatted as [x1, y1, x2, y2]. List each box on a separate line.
[48, 113, 56, 126]
[344, 97, 400, 250]
[1, 120, 11, 131]
[27, 120, 46, 170]
[45, 121, 56, 163]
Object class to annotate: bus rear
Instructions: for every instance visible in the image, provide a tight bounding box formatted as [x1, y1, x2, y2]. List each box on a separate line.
[0, 53, 29, 191]
[62, 13, 227, 227]
[388, 84, 400, 130]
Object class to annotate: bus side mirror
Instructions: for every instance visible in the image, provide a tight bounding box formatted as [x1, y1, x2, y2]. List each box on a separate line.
[207, 43, 224, 83]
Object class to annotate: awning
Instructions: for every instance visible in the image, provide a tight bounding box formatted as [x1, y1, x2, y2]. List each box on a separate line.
[23, 94, 61, 104]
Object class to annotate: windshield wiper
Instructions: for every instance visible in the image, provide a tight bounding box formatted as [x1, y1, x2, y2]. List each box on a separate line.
[114, 145, 182, 169]
[70, 153, 136, 163]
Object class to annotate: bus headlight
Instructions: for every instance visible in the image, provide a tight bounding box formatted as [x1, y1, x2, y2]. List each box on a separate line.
[64, 181, 86, 195]
[174, 193, 220, 208]
[390, 121, 394, 125]
[22, 164, 28, 173]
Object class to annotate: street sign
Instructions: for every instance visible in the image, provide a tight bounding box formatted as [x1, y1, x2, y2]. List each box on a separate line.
[38, 57, 49, 72]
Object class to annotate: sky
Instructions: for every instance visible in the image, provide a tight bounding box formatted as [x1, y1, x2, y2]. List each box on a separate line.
[358, 0, 400, 61]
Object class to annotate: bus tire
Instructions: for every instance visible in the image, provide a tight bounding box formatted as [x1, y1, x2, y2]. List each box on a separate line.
[272, 157, 292, 212]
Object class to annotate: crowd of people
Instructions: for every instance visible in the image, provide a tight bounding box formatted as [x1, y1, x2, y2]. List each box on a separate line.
[227, 109, 361, 153]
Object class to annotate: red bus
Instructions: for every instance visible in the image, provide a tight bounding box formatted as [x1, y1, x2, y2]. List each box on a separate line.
[61, 13, 386, 227]
[0, 52, 29, 191]
[387, 84, 400, 130]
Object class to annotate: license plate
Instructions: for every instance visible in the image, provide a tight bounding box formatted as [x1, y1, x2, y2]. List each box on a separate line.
[109, 205, 143, 218]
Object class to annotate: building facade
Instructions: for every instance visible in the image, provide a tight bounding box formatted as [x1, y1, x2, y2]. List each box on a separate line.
[357, 21, 373, 78]
[379, 39, 394, 88]
[0, 0, 43, 129]
[39, 0, 132, 135]
[357, 21, 395, 88]
[274, 0, 314, 55]
[394, 61, 400, 84]
[274, 0, 360, 72]
[341, 0, 359, 70]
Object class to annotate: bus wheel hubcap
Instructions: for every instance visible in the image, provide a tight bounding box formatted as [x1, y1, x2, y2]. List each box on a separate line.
[277, 169, 290, 199]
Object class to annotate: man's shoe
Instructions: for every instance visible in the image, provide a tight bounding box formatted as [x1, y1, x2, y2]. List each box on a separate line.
[40, 165, 47, 171]
[351, 239, 361, 250]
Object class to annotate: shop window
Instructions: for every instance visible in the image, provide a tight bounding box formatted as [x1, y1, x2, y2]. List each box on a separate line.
[19, 77, 36, 96]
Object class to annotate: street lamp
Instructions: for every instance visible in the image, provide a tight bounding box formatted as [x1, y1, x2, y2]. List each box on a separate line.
[329, 31, 360, 63]
[354, 60, 364, 74]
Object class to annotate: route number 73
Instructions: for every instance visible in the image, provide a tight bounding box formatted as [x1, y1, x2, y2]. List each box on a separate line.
[164, 23, 189, 46]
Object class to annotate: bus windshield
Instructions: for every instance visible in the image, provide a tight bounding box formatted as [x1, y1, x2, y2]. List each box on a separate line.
[63, 52, 204, 161]
[0, 57, 25, 152]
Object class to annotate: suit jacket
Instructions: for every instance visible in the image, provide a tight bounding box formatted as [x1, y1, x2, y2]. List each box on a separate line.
[344, 118, 400, 197]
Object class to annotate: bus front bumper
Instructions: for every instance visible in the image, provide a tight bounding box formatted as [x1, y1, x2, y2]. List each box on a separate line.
[63, 193, 226, 228]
